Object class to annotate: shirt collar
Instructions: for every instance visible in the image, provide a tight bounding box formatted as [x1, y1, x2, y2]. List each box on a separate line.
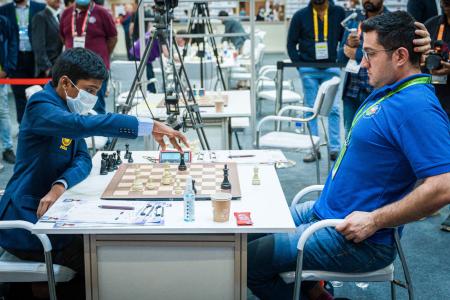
[14, 1, 29, 9]
[369, 73, 431, 101]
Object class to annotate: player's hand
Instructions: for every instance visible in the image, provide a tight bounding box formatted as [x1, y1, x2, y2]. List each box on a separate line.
[152, 120, 190, 153]
[344, 45, 357, 60]
[335, 211, 379, 243]
[37, 184, 66, 218]
[0, 71, 7, 79]
[413, 21, 431, 53]
[431, 61, 450, 76]
[347, 33, 360, 48]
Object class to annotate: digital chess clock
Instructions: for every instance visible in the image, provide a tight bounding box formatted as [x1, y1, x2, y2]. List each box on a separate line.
[159, 150, 192, 163]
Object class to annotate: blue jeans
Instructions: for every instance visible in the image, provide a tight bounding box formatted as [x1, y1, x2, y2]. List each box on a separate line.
[342, 90, 369, 137]
[298, 67, 341, 152]
[248, 201, 397, 300]
[0, 85, 13, 150]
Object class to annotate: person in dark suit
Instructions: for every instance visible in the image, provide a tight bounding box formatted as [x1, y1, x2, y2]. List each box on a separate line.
[0, 0, 45, 124]
[0, 48, 188, 298]
[407, 0, 440, 23]
[31, 0, 63, 77]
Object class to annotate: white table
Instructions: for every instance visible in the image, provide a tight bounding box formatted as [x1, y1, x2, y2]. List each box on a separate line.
[34, 151, 295, 300]
[119, 90, 251, 149]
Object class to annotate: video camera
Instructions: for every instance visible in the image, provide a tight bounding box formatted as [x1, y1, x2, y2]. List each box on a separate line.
[425, 40, 450, 71]
[154, 0, 178, 13]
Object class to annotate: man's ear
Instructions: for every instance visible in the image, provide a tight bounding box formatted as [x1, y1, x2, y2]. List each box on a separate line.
[395, 47, 410, 67]
[59, 76, 70, 90]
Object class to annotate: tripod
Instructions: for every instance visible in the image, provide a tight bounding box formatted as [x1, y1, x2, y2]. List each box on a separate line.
[184, 2, 226, 90]
[107, 5, 210, 151]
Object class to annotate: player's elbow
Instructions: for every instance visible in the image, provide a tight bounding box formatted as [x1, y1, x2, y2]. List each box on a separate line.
[425, 172, 450, 208]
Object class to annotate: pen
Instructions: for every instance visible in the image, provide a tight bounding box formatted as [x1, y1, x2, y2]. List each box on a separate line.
[228, 155, 255, 158]
[140, 204, 152, 216]
[98, 205, 135, 210]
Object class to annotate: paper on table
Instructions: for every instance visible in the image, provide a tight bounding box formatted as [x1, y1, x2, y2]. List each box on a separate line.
[193, 150, 288, 164]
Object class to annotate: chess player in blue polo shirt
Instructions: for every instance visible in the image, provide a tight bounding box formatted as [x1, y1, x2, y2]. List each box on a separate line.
[0, 48, 188, 298]
[248, 11, 450, 300]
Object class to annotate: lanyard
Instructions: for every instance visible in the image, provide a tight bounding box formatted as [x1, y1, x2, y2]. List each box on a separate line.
[313, 7, 328, 42]
[331, 76, 432, 179]
[71, 3, 94, 37]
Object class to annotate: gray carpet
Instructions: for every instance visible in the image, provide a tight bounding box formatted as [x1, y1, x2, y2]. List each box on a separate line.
[0, 53, 449, 299]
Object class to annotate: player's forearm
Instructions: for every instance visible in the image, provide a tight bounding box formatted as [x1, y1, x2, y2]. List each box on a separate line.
[372, 173, 450, 229]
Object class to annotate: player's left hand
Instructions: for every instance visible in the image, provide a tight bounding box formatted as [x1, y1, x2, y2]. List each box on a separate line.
[413, 22, 431, 53]
[431, 61, 450, 76]
[335, 211, 378, 243]
[152, 120, 190, 153]
[37, 183, 66, 218]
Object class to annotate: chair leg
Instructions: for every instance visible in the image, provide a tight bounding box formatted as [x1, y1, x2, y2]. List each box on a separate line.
[44, 251, 57, 300]
[320, 117, 331, 172]
[307, 123, 320, 184]
[391, 281, 396, 300]
[394, 230, 414, 300]
[234, 131, 242, 150]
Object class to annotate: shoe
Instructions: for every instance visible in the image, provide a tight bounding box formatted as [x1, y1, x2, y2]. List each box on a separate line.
[303, 151, 321, 163]
[3, 148, 16, 164]
[329, 151, 339, 161]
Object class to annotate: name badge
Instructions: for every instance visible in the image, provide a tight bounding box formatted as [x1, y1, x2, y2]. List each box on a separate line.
[315, 42, 329, 60]
[73, 36, 86, 48]
[432, 75, 447, 85]
[345, 59, 361, 74]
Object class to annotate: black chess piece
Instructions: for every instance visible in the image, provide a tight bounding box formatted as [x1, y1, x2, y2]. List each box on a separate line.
[128, 151, 134, 163]
[112, 155, 118, 170]
[192, 179, 197, 194]
[107, 155, 115, 172]
[116, 150, 122, 165]
[221, 164, 231, 190]
[178, 153, 187, 171]
[100, 158, 108, 175]
[101, 152, 108, 161]
[125, 144, 130, 159]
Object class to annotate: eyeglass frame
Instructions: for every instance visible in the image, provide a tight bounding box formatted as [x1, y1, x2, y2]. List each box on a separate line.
[362, 48, 397, 64]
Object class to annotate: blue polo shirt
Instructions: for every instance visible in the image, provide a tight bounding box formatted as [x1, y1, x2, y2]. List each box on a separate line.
[313, 74, 450, 245]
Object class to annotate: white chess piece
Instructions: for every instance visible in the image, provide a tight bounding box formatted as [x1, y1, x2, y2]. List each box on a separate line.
[146, 177, 155, 190]
[162, 164, 174, 185]
[252, 166, 260, 185]
[173, 179, 183, 195]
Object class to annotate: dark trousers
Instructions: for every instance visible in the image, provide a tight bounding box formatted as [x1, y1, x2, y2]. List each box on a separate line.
[11, 51, 35, 124]
[5, 235, 85, 300]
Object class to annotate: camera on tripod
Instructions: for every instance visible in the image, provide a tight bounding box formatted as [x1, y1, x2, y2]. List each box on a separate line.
[425, 40, 450, 71]
[154, 0, 178, 12]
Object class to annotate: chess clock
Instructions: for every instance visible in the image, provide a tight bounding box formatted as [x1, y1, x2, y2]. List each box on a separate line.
[159, 150, 192, 163]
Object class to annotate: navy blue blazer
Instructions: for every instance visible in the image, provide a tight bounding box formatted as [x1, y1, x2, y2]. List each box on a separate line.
[0, 15, 17, 76]
[0, 83, 139, 251]
[0, 0, 45, 67]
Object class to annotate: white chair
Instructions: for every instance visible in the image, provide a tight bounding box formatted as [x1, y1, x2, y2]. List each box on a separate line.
[280, 185, 414, 300]
[228, 44, 266, 88]
[0, 221, 76, 300]
[256, 77, 341, 184]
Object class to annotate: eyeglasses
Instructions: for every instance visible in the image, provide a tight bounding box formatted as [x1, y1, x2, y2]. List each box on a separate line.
[362, 48, 396, 64]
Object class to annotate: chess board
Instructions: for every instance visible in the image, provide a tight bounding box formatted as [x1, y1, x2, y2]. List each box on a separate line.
[101, 163, 241, 201]
[157, 94, 229, 108]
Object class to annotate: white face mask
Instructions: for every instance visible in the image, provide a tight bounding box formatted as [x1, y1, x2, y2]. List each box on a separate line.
[64, 78, 98, 115]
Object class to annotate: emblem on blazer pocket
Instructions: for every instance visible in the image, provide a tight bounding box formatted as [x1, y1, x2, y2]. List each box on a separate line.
[60, 138, 72, 150]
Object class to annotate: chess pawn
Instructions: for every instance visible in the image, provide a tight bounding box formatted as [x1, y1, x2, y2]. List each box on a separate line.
[130, 179, 144, 192]
[125, 144, 130, 159]
[128, 152, 134, 163]
[161, 164, 173, 185]
[252, 166, 261, 185]
[173, 179, 183, 195]
[146, 177, 155, 190]
[116, 150, 122, 165]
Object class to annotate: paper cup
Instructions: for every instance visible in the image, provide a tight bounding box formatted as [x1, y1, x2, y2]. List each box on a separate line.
[211, 193, 232, 222]
[214, 99, 224, 113]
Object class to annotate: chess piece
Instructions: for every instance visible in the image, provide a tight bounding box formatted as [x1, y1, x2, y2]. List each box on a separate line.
[178, 153, 187, 171]
[125, 144, 130, 159]
[173, 179, 183, 194]
[116, 150, 122, 165]
[161, 163, 174, 185]
[107, 155, 115, 172]
[146, 177, 155, 190]
[112, 153, 118, 170]
[221, 164, 231, 190]
[128, 152, 134, 163]
[252, 166, 260, 185]
[192, 179, 197, 194]
[100, 158, 108, 175]
[130, 179, 144, 192]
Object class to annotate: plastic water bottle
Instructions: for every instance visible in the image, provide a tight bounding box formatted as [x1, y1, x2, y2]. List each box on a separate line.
[183, 176, 195, 222]
[295, 121, 302, 134]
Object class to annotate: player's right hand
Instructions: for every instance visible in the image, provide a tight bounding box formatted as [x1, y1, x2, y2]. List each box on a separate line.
[37, 183, 66, 218]
[152, 120, 190, 153]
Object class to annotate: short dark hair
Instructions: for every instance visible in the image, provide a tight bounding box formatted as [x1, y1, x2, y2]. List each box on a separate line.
[52, 48, 108, 86]
[218, 10, 228, 17]
[361, 11, 421, 66]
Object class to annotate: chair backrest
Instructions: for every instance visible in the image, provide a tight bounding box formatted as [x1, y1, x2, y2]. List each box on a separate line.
[110, 60, 140, 93]
[311, 76, 341, 117]
[182, 59, 217, 90]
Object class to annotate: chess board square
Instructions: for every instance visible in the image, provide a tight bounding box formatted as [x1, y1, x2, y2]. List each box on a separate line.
[143, 190, 158, 195]
[118, 182, 132, 188]
[201, 181, 216, 187]
[140, 172, 151, 176]
[203, 175, 216, 180]
[190, 171, 202, 176]
[113, 191, 129, 196]
[122, 175, 135, 180]
[141, 165, 152, 170]
[159, 186, 172, 191]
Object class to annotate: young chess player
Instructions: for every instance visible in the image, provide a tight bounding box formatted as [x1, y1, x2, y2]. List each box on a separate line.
[0, 48, 188, 298]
